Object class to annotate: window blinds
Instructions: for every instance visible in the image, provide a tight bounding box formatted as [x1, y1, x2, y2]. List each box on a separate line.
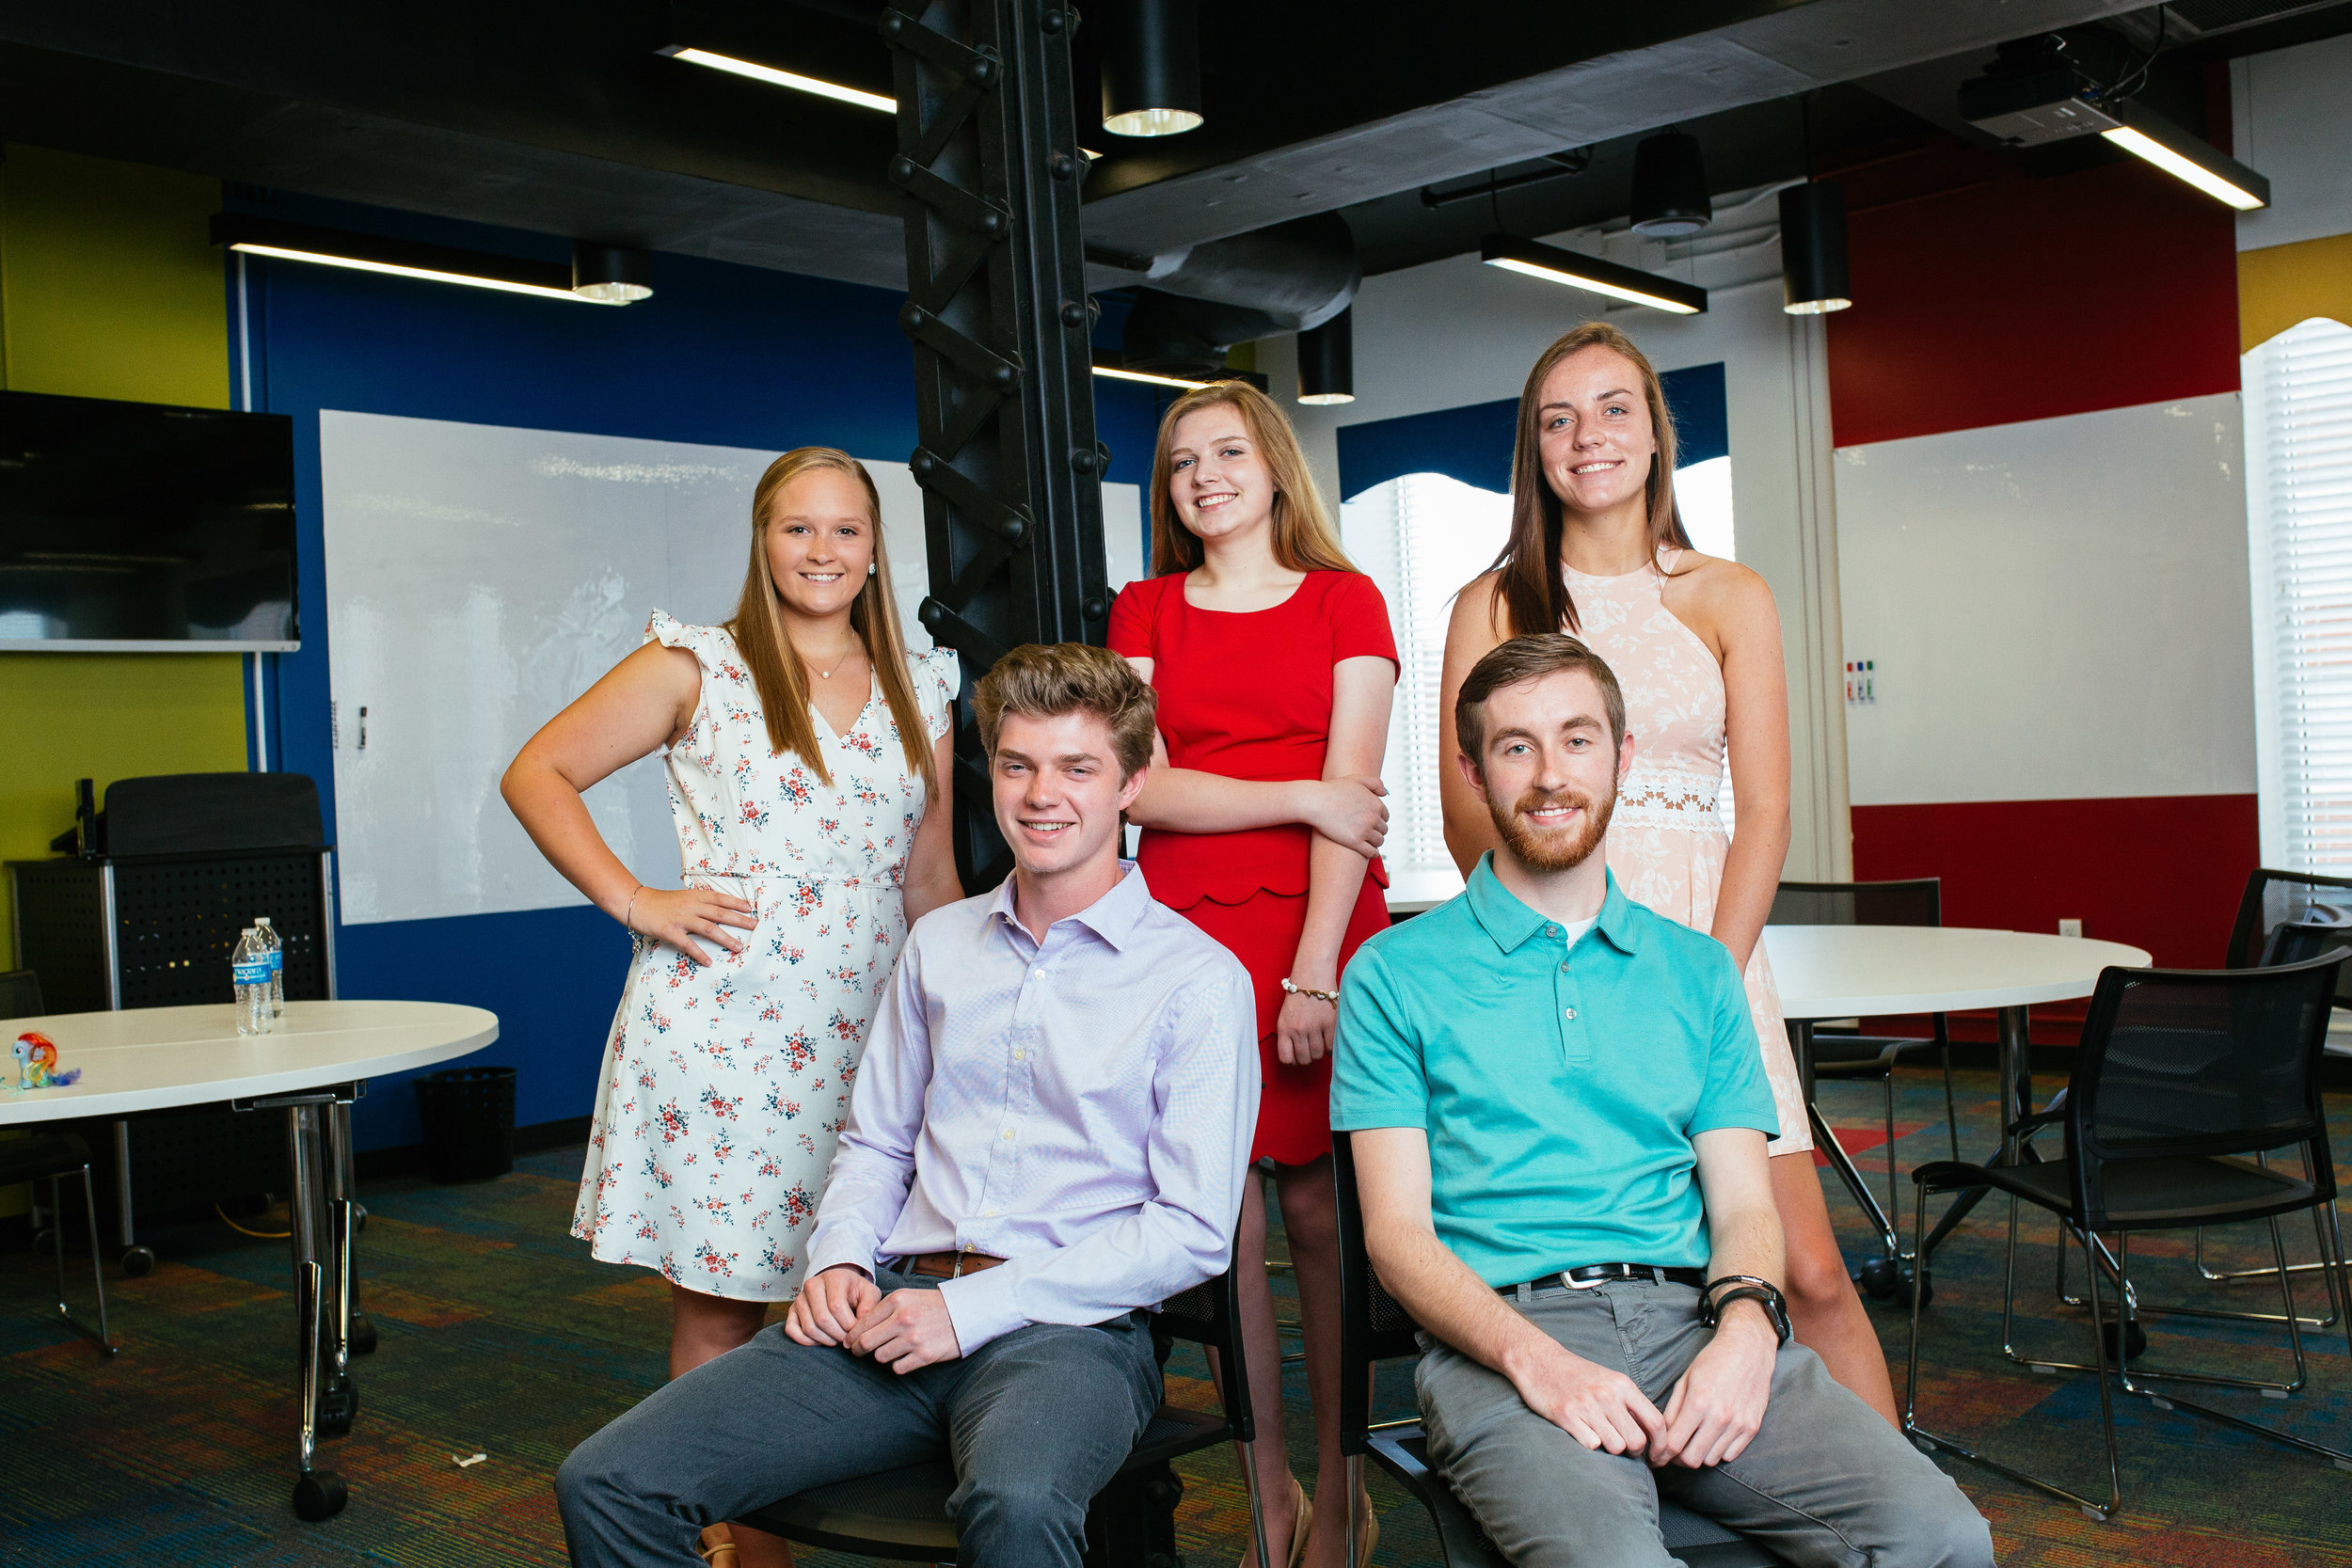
[2249, 317, 2352, 874]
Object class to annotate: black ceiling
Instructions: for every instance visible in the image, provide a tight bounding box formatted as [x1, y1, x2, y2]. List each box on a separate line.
[2, 0, 2346, 297]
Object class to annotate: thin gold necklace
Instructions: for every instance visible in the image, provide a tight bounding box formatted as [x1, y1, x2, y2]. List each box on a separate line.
[803, 643, 863, 680]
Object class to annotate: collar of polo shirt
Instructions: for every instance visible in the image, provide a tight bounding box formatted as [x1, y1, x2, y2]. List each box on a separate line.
[1463, 852, 1643, 958]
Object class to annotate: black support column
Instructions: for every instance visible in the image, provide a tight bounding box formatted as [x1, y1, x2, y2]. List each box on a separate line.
[882, 0, 1109, 890]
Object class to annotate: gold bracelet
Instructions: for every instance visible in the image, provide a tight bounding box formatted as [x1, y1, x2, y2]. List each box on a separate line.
[622, 883, 646, 935]
[1280, 977, 1340, 1006]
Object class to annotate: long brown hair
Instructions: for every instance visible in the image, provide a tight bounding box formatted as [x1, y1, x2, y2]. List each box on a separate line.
[1149, 380, 1356, 576]
[1486, 322, 1691, 637]
[726, 447, 936, 793]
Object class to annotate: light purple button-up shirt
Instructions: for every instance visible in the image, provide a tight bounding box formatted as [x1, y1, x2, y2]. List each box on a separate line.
[805, 862, 1259, 1354]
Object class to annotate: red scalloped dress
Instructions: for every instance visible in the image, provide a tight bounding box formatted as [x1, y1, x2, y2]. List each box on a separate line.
[1108, 570, 1398, 1165]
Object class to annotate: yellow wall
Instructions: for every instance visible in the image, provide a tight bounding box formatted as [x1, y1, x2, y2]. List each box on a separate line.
[2239, 230, 2352, 354]
[0, 144, 247, 974]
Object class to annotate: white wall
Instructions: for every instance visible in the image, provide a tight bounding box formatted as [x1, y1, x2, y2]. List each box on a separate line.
[1835, 392, 2255, 806]
[2232, 30, 2352, 252]
[1276, 194, 1853, 876]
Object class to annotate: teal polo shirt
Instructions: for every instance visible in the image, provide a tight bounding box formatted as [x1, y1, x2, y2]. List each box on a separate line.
[1330, 857, 1778, 1285]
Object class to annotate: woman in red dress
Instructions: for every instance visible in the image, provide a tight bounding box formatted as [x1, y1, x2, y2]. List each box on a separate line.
[1109, 382, 1396, 1568]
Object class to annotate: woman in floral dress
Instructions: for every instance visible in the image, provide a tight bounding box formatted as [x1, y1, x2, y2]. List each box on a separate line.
[505, 447, 961, 1566]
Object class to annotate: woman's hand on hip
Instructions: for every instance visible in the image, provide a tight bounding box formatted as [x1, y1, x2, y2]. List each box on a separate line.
[1275, 987, 1337, 1067]
[631, 886, 757, 966]
[1303, 775, 1389, 858]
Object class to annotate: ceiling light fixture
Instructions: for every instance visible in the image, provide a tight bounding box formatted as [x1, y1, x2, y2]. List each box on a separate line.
[572, 242, 655, 304]
[1629, 132, 1712, 238]
[659, 45, 894, 114]
[1296, 309, 1354, 405]
[211, 214, 633, 305]
[1092, 359, 1215, 390]
[2100, 102, 2269, 210]
[1778, 182, 1851, 315]
[1102, 0, 1202, 137]
[1480, 234, 1707, 315]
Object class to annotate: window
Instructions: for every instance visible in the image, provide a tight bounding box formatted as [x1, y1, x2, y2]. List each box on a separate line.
[1341, 465, 1736, 888]
[2247, 316, 2352, 873]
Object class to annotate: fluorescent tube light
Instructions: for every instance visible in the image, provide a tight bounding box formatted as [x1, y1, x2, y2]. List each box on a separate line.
[2100, 101, 2268, 210]
[1480, 234, 1707, 315]
[660, 46, 895, 113]
[1092, 363, 1214, 390]
[210, 214, 623, 305]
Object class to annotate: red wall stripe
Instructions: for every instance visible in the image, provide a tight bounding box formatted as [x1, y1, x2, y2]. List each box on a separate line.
[1824, 141, 2242, 449]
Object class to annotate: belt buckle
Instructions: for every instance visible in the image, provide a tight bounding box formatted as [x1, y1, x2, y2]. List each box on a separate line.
[1562, 1270, 1609, 1290]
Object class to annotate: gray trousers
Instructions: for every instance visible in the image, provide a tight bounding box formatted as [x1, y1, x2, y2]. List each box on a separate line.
[557, 1272, 1162, 1568]
[1417, 1280, 1994, 1568]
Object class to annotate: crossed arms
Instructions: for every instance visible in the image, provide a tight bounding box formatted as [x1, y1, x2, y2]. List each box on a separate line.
[1352, 1124, 1786, 1467]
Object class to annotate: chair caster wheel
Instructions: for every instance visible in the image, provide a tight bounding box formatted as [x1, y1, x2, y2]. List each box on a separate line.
[31, 1227, 56, 1257]
[352, 1202, 369, 1232]
[350, 1311, 378, 1355]
[317, 1377, 359, 1437]
[293, 1469, 347, 1521]
[2101, 1319, 2148, 1362]
[120, 1246, 154, 1277]
[1856, 1257, 1899, 1299]
[1892, 1267, 1933, 1310]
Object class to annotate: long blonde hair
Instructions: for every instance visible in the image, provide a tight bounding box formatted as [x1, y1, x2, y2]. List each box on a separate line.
[726, 447, 936, 793]
[1149, 380, 1356, 576]
[1488, 322, 1691, 637]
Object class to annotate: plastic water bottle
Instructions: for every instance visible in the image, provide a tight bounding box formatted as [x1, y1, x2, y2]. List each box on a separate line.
[232, 927, 271, 1037]
[255, 916, 285, 1022]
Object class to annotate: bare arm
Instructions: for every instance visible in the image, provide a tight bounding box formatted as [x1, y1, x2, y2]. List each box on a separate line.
[499, 641, 755, 965]
[1438, 576, 1510, 878]
[1277, 657, 1395, 1066]
[1353, 1128, 1668, 1457]
[1696, 565, 1791, 970]
[1119, 655, 1390, 858]
[1654, 1126, 1784, 1467]
[901, 726, 964, 925]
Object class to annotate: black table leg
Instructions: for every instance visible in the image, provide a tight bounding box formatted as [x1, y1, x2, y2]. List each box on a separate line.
[1795, 1019, 1913, 1301]
[1919, 1005, 2032, 1260]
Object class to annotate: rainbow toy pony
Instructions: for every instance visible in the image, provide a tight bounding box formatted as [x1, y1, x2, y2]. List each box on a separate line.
[11, 1031, 80, 1090]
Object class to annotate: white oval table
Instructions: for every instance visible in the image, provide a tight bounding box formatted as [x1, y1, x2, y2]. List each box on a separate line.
[1760, 927, 2152, 1273]
[0, 999, 497, 1521]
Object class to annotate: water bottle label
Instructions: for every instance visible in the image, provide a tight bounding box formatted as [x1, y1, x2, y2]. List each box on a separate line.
[268, 949, 284, 975]
[232, 959, 271, 986]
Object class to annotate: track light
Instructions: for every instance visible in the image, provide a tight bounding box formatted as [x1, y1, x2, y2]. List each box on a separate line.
[1778, 182, 1851, 316]
[1102, 0, 1202, 137]
[659, 45, 894, 114]
[211, 214, 637, 306]
[1480, 234, 1707, 315]
[1629, 133, 1711, 238]
[1296, 309, 1354, 405]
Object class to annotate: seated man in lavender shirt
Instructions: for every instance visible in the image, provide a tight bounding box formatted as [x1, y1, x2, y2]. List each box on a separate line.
[557, 641, 1259, 1568]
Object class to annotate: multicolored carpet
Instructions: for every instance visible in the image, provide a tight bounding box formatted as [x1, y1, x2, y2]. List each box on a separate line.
[5, 1070, 2352, 1564]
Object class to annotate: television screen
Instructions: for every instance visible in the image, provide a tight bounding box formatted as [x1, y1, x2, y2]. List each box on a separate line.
[0, 389, 298, 651]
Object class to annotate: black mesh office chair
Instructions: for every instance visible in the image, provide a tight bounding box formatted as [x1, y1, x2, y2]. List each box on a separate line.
[1904, 948, 2352, 1521]
[738, 1241, 1269, 1566]
[1768, 880, 1961, 1214]
[0, 968, 115, 1354]
[1331, 1136, 1787, 1567]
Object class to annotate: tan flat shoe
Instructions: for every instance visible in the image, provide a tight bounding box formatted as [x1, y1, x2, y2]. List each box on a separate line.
[1285, 1477, 1314, 1568]
[698, 1523, 740, 1565]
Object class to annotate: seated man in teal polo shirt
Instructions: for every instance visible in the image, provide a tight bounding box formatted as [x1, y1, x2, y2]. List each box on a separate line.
[1333, 634, 1990, 1568]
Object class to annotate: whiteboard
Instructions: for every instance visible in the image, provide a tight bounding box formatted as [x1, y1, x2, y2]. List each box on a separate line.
[320, 411, 1143, 926]
[1835, 392, 2255, 807]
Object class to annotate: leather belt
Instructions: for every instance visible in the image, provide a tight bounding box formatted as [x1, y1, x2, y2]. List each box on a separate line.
[1498, 1263, 1707, 1296]
[903, 1250, 1009, 1279]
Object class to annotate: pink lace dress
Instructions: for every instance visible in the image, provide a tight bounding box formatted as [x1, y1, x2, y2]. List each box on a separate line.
[1565, 549, 1810, 1156]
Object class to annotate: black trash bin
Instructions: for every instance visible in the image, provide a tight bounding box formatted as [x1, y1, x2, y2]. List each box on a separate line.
[415, 1067, 516, 1183]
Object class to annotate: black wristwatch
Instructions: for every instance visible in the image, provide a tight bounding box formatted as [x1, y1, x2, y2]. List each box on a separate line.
[1699, 1275, 1792, 1345]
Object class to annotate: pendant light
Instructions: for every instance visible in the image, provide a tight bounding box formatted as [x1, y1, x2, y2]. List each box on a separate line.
[1629, 132, 1711, 238]
[1296, 309, 1354, 405]
[1102, 0, 1202, 137]
[1778, 182, 1851, 315]
[572, 243, 654, 304]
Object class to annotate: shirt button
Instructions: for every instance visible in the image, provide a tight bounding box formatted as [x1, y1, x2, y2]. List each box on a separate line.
[1033, 970, 1045, 980]
[1012, 1049, 1025, 1061]
[1547, 926, 1560, 938]
[1560, 963, 1570, 973]
[1003, 1130, 1015, 1140]
[1564, 1007, 1579, 1020]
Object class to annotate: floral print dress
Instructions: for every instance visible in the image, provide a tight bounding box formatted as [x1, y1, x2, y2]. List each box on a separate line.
[572, 610, 958, 1299]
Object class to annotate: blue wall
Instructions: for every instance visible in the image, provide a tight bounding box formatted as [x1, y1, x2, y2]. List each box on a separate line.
[231, 197, 1159, 1150]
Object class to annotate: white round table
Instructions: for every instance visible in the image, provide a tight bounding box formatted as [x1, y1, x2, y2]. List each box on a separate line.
[1758, 926, 2151, 1269]
[1, 999, 496, 1521]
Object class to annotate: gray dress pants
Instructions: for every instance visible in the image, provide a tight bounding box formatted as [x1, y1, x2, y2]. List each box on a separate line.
[1416, 1279, 1994, 1568]
[557, 1272, 1162, 1568]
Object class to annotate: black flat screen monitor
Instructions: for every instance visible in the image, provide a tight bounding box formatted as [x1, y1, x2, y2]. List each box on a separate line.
[0, 389, 298, 651]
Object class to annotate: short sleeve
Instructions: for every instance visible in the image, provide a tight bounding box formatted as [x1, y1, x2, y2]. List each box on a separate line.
[912, 647, 961, 742]
[1326, 573, 1400, 670]
[644, 610, 740, 681]
[1687, 943, 1780, 1140]
[1105, 579, 1158, 660]
[1329, 946, 1429, 1132]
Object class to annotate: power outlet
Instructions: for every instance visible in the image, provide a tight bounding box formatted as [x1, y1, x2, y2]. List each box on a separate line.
[2058, 918, 2083, 938]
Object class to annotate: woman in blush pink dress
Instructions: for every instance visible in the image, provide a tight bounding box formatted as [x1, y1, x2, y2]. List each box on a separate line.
[1437, 322, 1899, 1427]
